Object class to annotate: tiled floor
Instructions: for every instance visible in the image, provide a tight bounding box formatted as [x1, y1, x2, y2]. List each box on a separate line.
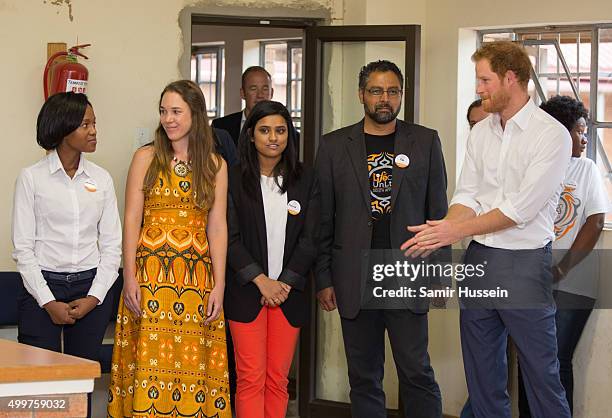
[92, 374, 299, 418]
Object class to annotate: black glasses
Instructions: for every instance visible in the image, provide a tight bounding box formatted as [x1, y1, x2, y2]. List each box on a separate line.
[365, 87, 402, 97]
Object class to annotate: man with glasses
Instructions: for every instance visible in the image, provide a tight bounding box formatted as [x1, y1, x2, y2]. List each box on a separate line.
[315, 60, 446, 418]
[212, 66, 274, 146]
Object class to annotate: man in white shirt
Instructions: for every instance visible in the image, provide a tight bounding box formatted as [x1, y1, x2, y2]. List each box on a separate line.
[402, 41, 572, 418]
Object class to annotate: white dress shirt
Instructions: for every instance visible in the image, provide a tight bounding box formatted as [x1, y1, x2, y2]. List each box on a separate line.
[260, 175, 287, 280]
[451, 99, 571, 249]
[12, 150, 122, 306]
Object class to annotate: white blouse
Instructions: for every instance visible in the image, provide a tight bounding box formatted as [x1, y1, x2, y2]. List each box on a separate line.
[12, 150, 122, 306]
[260, 175, 287, 280]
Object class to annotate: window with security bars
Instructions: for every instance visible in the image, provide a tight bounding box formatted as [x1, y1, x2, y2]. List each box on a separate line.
[191, 45, 224, 119]
[479, 26, 612, 225]
[260, 40, 303, 130]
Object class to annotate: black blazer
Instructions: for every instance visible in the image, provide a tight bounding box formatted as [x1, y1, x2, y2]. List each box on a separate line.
[212, 111, 242, 147]
[314, 119, 448, 319]
[225, 164, 320, 327]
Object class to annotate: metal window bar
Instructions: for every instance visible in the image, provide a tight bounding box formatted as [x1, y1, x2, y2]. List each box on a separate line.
[520, 38, 612, 176]
[260, 40, 302, 127]
[521, 39, 580, 100]
[480, 25, 612, 196]
[288, 41, 302, 127]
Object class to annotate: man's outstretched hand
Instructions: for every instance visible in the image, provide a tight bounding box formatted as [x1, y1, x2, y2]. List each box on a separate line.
[401, 219, 462, 258]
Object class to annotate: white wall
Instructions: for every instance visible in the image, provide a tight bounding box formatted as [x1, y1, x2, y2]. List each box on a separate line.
[0, 0, 191, 271]
[0, 0, 334, 271]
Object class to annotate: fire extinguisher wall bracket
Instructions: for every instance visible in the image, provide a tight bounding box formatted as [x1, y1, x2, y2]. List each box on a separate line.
[43, 43, 91, 100]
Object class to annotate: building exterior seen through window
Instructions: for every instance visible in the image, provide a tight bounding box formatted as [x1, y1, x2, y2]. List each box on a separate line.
[191, 45, 224, 119]
[261, 40, 303, 130]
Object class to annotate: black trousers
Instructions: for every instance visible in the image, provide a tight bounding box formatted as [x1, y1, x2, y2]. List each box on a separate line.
[340, 309, 442, 418]
[17, 271, 113, 418]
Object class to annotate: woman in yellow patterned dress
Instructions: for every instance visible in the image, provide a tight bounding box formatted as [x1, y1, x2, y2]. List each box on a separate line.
[108, 80, 230, 418]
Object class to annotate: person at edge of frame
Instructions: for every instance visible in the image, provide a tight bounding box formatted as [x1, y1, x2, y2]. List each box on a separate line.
[12, 92, 122, 418]
[517, 95, 609, 418]
[402, 41, 572, 418]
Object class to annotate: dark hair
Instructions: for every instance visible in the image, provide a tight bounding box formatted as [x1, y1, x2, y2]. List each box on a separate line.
[467, 99, 483, 122]
[238, 100, 301, 198]
[241, 66, 272, 89]
[540, 95, 588, 132]
[36, 92, 91, 150]
[358, 60, 404, 90]
[472, 41, 532, 88]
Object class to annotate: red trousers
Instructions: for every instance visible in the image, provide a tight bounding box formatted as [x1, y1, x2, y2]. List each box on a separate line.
[229, 306, 300, 418]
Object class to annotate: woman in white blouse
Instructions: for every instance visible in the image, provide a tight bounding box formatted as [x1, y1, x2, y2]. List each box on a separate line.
[226, 101, 320, 418]
[12, 92, 121, 369]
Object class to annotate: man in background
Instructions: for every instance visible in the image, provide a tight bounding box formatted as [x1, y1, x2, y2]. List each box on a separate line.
[467, 98, 488, 129]
[212, 66, 274, 146]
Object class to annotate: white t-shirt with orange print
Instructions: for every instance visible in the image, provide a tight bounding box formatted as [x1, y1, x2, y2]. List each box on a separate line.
[553, 157, 610, 298]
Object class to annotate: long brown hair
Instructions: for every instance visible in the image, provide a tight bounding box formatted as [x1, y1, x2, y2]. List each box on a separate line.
[143, 80, 221, 210]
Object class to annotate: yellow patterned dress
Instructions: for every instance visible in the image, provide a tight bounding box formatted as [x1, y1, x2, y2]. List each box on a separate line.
[108, 170, 231, 418]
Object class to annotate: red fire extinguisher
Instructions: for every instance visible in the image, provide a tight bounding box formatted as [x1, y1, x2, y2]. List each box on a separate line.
[43, 43, 91, 100]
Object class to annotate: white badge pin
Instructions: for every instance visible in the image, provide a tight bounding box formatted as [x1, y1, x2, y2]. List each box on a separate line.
[395, 154, 410, 168]
[84, 180, 97, 192]
[287, 200, 301, 215]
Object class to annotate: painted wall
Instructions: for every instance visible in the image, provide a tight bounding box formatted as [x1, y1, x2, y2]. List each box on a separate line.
[0, 0, 334, 273]
[0, 0, 189, 273]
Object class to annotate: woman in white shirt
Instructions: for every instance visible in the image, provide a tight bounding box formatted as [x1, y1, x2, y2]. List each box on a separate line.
[225, 101, 320, 418]
[12, 92, 121, 365]
[518, 95, 609, 417]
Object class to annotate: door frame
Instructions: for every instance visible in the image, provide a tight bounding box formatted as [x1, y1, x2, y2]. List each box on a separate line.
[300, 24, 421, 418]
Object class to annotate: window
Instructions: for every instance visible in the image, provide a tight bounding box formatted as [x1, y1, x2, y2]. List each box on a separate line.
[191, 45, 224, 119]
[260, 40, 303, 129]
[480, 25, 612, 225]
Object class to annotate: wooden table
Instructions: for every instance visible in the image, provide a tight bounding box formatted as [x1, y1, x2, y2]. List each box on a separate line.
[0, 339, 100, 417]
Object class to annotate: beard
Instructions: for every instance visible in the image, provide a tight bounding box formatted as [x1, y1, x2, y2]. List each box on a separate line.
[364, 102, 401, 124]
[481, 89, 511, 113]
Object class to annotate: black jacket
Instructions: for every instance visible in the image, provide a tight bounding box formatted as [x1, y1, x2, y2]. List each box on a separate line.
[225, 164, 320, 327]
[212, 111, 242, 147]
[213, 128, 238, 167]
[314, 119, 448, 319]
